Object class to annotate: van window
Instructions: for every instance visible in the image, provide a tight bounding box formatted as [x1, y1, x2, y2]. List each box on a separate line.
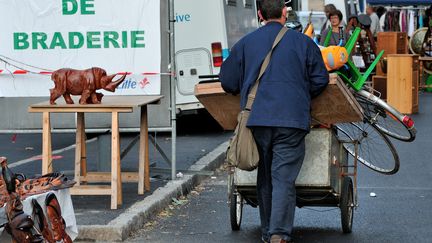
[243, 0, 253, 9]
[226, 0, 236, 6]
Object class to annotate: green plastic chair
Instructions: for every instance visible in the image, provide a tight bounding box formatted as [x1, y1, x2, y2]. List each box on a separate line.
[336, 50, 384, 91]
[334, 27, 384, 91]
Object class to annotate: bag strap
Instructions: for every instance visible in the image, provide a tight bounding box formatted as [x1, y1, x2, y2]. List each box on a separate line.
[245, 27, 288, 111]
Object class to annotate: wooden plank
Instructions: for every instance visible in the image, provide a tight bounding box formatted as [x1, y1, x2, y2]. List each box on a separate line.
[42, 112, 53, 174]
[139, 105, 149, 193]
[311, 76, 363, 125]
[29, 107, 133, 113]
[75, 112, 84, 186]
[81, 172, 139, 183]
[194, 82, 240, 130]
[28, 95, 163, 111]
[387, 55, 418, 114]
[195, 74, 362, 128]
[111, 111, 122, 209]
[69, 185, 112, 195]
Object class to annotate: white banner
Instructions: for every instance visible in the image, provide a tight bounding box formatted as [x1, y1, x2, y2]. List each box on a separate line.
[0, 0, 161, 97]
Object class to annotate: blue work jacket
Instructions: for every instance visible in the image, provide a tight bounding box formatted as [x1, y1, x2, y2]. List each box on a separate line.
[219, 22, 329, 131]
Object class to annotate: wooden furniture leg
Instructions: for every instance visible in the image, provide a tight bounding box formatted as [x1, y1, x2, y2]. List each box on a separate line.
[111, 111, 122, 209]
[80, 115, 87, 184]
[420, 60, 423, 88]
[81, 115, 87, 180]
[75, 112, 85, 186]
[42, 112, 53, 174]
[139, 105, 149, 194]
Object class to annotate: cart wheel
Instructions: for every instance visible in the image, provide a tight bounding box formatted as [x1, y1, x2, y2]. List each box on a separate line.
[340, 176, 354, 233]
[230, 185, 243, 231]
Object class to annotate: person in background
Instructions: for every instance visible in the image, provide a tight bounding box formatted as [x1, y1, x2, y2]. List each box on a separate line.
[375, 6, 387, 33]
[219, 0, 329, 242]
[366, 5, 380, 37]
[346, 15, 359, 36]
[320, 9, 349, 46]
[320, 4, 337, 34]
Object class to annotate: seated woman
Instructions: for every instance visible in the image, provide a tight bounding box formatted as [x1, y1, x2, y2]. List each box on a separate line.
[320, 9, 349, 46]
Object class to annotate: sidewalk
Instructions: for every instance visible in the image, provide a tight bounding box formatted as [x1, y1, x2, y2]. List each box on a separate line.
[0, 112, 231, 240]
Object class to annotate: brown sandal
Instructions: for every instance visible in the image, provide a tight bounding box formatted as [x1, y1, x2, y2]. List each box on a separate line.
[32, 199, 55, 243]
[45, 192, 72, 243]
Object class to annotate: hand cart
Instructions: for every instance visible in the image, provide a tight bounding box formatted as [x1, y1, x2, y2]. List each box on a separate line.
[227, 128, 358, 233]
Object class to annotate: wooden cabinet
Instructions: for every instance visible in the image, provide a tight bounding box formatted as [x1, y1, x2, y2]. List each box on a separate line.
[376, 32, 408, 76]
[372, 75, 387, 100]
[387, 54, 419, 114]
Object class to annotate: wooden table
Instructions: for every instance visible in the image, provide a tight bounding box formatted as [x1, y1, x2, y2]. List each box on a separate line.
[419, 56, 432, 89]
[28, 95, 163, 209]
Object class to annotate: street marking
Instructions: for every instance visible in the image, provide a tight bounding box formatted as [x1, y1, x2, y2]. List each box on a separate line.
[9, 137, 97, 169]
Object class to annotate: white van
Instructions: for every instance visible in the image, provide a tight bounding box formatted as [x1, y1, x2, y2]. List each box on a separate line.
[296, 11, 327, 36]
[174, 0, 259, 112]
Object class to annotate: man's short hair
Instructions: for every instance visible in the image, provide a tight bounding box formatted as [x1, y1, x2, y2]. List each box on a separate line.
[329, 9, 343, 21]
[257, 0, 285, 21]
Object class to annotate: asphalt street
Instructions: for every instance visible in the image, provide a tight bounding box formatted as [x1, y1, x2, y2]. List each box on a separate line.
[126, 92, 432, 243]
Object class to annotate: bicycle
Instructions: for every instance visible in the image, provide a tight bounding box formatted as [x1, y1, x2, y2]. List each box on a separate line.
[335, 27, 416, 142]
[326, 27, 416, 174]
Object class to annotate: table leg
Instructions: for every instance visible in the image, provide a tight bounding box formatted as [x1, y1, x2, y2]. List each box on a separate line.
[75, 113, 84, 186]
[42, 112, 52, 174]
[81, 115, 87, 181]
[139, 105, 149, 194]
[420, 60, 425, 88]
[111, 111, 122, 209]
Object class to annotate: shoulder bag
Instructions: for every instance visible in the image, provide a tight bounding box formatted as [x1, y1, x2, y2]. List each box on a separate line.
[226, 27, 288, 171]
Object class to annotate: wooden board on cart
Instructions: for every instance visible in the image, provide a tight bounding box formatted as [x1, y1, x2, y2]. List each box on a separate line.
[194, 73, 362, 130]
[194, 82, 240, 130]
[310, 74, 363, 126]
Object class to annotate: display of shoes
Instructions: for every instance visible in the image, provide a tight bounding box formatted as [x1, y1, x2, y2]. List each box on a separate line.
[0, 156, 74, 242]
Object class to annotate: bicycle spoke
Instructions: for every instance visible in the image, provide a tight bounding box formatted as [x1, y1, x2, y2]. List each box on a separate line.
[354, 90, 416, 142]
[336, 121, 400, 175]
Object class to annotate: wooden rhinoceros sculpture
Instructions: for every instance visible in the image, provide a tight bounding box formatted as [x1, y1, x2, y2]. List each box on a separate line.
[49, 67, 127, 105]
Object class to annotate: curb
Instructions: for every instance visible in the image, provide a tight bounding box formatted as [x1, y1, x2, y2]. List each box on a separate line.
[76, 141, 229, 242]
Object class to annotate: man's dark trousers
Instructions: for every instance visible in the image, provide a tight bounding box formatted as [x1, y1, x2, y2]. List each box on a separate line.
[252, 126, 307, 241]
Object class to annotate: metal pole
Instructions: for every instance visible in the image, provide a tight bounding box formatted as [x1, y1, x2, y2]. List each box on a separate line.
[168, 0, 177, 180]
[348, 0, 356, 16]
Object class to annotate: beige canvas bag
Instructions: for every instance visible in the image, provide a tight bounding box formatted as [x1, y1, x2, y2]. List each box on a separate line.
[226, 27, 288, 171]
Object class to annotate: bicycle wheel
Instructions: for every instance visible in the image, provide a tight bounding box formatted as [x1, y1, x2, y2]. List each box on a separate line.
[336, 121, 400, 175]
[355, 89, 416, 142]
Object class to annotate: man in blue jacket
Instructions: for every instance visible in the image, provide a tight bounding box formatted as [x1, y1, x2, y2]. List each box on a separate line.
[219, 1, 328, 242]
